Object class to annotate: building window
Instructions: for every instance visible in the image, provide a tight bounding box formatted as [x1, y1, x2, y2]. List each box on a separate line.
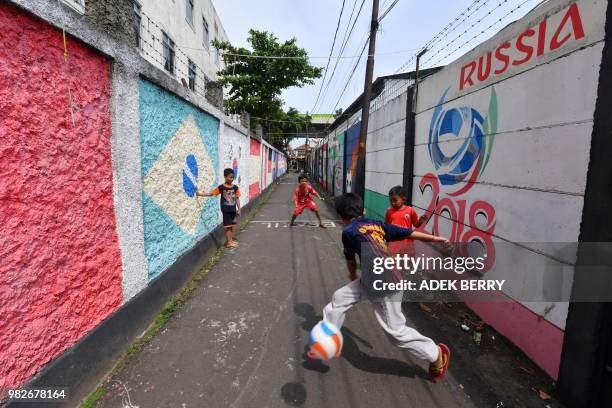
[162, 31, 175, 74]
[186, 0, 194, 27]
[133, 1, 141, 48]
[202, 17, 209, 50]
[188, 60, 196, 91]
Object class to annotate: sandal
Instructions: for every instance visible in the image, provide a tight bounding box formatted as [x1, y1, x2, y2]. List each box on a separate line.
[429, 343, 450, 381]
[225, 242, 238, 248]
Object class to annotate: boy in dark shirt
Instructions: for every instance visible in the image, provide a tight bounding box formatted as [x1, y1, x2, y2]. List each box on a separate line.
[197, 168, 241, 248]
[313, 193, 452, 381]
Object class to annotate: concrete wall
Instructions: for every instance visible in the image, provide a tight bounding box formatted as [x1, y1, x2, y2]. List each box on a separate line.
[311, 0, 607, 381]
[412, 0, 605, 378]
[364, 91, 409, 220]
[249, 138, 262, 200]
[345, 121, 361, 193]
[220, 124, 251, 207]
[0, 2, 123, 393]
[0, 0, 286, 397]
[140, 79, 220, 279]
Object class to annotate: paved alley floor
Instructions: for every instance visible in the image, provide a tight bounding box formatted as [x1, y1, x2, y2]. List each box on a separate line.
[94, 173, 562, 408]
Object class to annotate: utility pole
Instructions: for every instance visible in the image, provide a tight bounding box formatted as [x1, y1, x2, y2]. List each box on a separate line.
[413, 48, 428, 113]
[354, 0, 379, 198]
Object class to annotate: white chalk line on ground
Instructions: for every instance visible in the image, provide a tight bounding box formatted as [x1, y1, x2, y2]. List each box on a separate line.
[248, 220, 338, 228]
[247, 221, 338, 228]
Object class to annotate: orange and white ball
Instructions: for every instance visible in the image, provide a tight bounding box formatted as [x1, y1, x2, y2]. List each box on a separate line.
[308, 321, 343, 361]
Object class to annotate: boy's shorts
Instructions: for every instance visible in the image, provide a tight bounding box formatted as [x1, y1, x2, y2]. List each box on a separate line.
[293, 201, 317, 216]
[222, 211, 237, 228]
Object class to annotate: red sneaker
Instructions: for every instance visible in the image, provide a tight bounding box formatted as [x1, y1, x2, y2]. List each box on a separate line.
[429, 343, 451, 382]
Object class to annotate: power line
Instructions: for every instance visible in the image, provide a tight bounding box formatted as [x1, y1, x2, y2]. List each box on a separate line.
[311, 0, 347, 114]
[316, 0, 367, 113]
[317, 0, 400, 114]
[378, 0, 400, 22]
[175, 46, 420, 59]
[326, 35, 370, 130]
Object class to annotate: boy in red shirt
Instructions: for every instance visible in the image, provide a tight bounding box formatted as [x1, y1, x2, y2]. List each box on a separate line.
[384, 186, 428, 255]
[290, 174, 326, 228]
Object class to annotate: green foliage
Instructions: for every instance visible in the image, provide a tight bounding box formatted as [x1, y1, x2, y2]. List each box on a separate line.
[265, 107, 312, 151]
[212, 30, 322, 147]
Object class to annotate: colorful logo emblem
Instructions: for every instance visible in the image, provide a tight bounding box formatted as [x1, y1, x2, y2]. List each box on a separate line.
[182, 154, 198, 197]
[143, 114, 215, 236]
[428, 87, 497, 196]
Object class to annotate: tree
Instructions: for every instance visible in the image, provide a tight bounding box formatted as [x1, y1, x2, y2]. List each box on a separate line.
[212, 30, 322, 138]
[261, 107, 311, 152]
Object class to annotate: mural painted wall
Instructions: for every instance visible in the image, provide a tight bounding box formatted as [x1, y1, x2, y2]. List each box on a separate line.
[267, 147, 273, 185]
[140, 79, 219, 279]
[412, 0, 605, 378]
[364, 91, 409, 220]
[220, 125, 250, 207]
[326, 135, 337, 195]
[0, 3, 122, 392]
[345, 122, 361, 193]
[333, 132, 345, 196]
[249, 138, 262, 200]
[272, 150, 278, 181]
[321, 143, 328, 191]
[262, 145, 268, 187]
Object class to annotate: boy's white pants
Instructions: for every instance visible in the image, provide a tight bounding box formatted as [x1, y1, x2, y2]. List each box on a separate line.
[323, 279, 439, 363]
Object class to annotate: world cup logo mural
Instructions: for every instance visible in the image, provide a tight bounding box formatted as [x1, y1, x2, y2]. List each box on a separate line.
[419, 87, 498, 269]
[428, 88, 497, 195]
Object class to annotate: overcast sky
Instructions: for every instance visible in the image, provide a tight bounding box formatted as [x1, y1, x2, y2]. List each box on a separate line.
[212, 0, 540, 116]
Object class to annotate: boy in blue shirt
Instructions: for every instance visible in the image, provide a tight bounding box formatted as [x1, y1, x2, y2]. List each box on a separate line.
[197, 168, 241, 248]
[314, 193, 451, 381]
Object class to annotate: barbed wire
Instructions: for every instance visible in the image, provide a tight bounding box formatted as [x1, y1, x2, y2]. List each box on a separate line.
[423, 0, 542, 69]
[394, 0, 490, 74]
[420, 0, 513, 68]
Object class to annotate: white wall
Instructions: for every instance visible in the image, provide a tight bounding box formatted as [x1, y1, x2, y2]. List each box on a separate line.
[220, 123, 250, 207]
[365, 91, 408, 198]
[412, 0, 605, 347]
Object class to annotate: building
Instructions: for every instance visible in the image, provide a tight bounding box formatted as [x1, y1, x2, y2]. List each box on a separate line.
[133, 0, 229, 103]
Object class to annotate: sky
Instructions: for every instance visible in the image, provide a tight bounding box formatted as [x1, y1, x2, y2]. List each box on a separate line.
[212, 0, 541, 146]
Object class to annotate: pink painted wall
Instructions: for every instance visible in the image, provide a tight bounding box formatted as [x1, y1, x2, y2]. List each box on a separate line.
[249, 138, 261, 200]
[466, 301, 564, 378]
[0, 3, 122, 393]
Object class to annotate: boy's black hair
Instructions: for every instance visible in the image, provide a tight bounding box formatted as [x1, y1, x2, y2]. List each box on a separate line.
[223, 168, 235, 177]
[388, 185, 408, 198]
[335, 193, 364, 219]
[298, 174, 308, 182]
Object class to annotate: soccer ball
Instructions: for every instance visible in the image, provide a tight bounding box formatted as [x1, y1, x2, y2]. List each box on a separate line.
[308, 321, 343, 361]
